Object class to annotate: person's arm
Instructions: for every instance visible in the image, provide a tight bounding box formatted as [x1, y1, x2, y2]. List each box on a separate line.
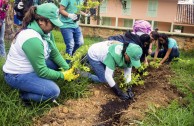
[59, 4, 77, 20]
[22, 38, 64, 80]
[144, 56, 148, 65]
[49, 33, 69, 70]
[124, 68, 132, 83]
[80, 11, 90, 17]
[148, 42, 153, 54]
[59, 4, 68, 17]
[105, 66, 116, 87]
[153, 41, 159, 61]
[159, 48, 172, 65]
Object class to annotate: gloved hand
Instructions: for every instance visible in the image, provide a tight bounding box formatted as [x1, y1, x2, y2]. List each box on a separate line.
[111, 84, 130, 100]
[17, 2, 24, 10]
[85, 13, 91, 17]
[126, 87, 134, 99]
[62, 67, 79, 82]
[68, 13, 78, 20]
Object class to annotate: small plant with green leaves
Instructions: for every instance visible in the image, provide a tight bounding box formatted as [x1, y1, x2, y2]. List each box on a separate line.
[118, 72, 145, 91]
[149, 58, 161, 68]
[137, 63, 149, 76]
[115, 64, 149, 91]
[76, 0, 100, 13]
[130, 73, 145, 85]
[63, 45, 90, 81]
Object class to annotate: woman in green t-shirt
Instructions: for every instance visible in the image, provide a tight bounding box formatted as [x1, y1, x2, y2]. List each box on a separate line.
[151, 33, 180, 65]
[87, 41, 142, 100]
[3, 3, 73, 105]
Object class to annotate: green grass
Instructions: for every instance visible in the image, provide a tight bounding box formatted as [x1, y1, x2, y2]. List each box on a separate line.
[0, 30, 103, 126]
[142, 50, 194, 126]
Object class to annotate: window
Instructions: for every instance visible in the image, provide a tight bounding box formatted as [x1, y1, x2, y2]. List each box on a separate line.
[147, 0, 158, 17]
[102, 17, 111, 26]
[153, 21, 158, 29]
[122, 0, 131, 15]
[123, 19, 133, 28]
[100, 0, 108, 13]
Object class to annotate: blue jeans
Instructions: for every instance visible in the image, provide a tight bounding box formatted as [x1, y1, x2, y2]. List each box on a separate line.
[0, 20, 6, 57]
[60, 27, 84, 56]
[3, 59, 60, 102]
[87, 55, 107, 83]
[151, 47, 180, 62]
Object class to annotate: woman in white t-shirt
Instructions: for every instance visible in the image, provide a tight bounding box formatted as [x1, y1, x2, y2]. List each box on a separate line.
[87, 41, 142, 100]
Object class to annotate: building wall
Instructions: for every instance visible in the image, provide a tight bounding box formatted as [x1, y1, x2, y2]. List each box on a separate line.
[156, 0, 177, 22]
[157, 22, 172, 32]
[91, 0, 194, 34]
[183, 26, 194, 33]
[99, 0, 177, 22]
[89, 0, 194, 34]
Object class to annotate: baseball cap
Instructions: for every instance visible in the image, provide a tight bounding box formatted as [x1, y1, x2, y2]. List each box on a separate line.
[126, 43, 142, 68]
[36, 3, 63, 27]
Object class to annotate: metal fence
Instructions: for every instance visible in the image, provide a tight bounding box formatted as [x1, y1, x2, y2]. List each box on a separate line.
[175, 4, 194, 24]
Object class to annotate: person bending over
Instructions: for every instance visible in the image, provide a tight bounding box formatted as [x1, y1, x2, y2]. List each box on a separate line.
[87, 41, 142, 100]
[151, 33, 179, 65]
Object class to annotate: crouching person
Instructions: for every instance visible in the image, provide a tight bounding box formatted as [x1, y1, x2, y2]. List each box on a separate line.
[86, 41, 142, 100]
[151, 33, 180, 65]
[2, 3, 73, 104]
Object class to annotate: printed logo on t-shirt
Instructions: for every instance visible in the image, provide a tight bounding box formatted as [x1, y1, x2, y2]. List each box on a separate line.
[115, 45, 122, 55]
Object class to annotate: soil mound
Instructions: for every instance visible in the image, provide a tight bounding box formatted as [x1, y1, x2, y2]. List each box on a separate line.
[34, 65, 181, 126]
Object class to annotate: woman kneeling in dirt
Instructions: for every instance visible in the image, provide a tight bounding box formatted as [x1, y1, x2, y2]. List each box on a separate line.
[151, 33, 180, 65]
[86, 41, 142, 100]
[2, 3, 74, 104]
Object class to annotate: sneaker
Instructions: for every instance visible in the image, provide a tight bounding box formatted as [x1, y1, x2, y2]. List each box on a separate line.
[53, 99, 60, 106]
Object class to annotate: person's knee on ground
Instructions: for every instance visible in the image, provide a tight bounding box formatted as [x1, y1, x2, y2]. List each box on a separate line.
[19, 85, 60, 103]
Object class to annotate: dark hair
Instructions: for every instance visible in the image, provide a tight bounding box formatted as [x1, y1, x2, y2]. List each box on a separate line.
[158, 33, 169, 49]
[122, 30, 141, 57]
[140, 34, 151, 46]
[14, 6, 49, 38]
[150, 28, 159, 40]
[125, 30, 141, 46]
[124, 30, 151, 62]
[139, 34, 151, 62]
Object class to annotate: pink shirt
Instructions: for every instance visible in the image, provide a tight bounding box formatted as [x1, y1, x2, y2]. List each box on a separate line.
[0, 0, 9, 20]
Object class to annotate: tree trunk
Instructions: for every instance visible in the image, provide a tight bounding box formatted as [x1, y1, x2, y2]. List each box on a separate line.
[5, 2, 16, 40]
[97, 0, 100, 25]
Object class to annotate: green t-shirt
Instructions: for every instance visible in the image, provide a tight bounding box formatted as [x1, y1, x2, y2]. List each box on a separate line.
[168, 38, 178, 48]
[103, 44, 132, 70]
[60, 0, 83, 28]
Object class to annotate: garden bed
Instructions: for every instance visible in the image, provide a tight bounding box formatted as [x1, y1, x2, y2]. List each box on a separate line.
[33, 65, 182, 126]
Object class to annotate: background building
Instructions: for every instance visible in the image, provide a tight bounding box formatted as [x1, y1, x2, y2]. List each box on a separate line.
[89, 0, 194, 34]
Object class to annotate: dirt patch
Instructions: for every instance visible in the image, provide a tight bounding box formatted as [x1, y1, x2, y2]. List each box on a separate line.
[33, 65, 182, 126]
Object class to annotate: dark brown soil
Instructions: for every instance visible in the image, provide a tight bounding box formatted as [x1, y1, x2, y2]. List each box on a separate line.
[33, 65, 182, 126]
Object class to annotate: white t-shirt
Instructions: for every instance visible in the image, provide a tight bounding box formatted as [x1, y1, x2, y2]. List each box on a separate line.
[3, 29, 49, 74]
[88, 41, 132, 87]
